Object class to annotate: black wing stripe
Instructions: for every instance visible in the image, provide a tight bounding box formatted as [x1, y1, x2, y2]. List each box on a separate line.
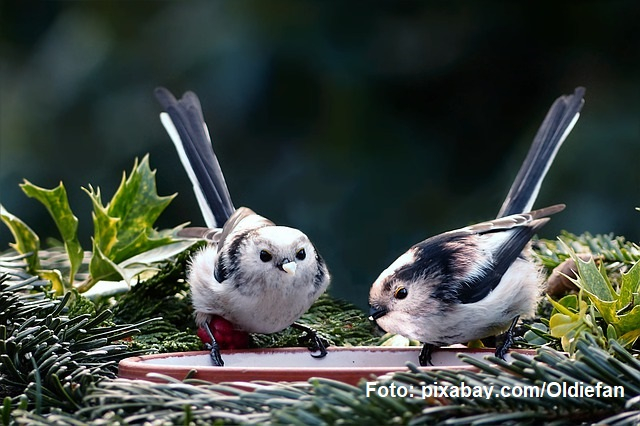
[455, 225, 539, 304]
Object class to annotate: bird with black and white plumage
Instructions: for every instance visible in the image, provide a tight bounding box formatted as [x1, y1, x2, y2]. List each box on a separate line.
[155, 87, 330, 366]
[369, 87, 585, 366]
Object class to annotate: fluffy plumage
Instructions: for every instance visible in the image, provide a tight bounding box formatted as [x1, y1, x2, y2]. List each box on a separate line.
[187, 208, 329, 334]
[369, 205, 563, 345]
[155, 88, 330, 364]
[369, 88, 585, 362]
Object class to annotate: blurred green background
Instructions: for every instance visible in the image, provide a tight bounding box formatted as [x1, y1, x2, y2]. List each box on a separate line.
[1, 1, 638, 309]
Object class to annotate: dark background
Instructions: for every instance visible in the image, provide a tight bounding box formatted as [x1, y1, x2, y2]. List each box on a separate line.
[1, 1, 639, 309]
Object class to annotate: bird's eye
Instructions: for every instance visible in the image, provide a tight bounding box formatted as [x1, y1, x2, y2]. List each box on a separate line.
[259, 250, 272, 262]
[394, 287, 408, 300]
[296, 248, 306, 260]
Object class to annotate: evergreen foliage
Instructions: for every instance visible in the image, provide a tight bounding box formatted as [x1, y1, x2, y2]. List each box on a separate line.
[1, 230, 638, 424]
[6, 337, 640, 425]
[0, 268, 150, 415]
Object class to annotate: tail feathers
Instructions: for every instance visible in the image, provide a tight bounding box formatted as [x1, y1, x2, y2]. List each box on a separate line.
[155, 87, 235, 228]
[497, 87, 585, 218]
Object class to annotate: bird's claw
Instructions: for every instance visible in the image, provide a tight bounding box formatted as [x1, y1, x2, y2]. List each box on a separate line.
[308, 334, 328, 359]
[494, 334, 514, 360]
[203, 322, 224, 366]
[494, 316, 519, 360]
[293, 322, 328, 359]
[419, 343, 435, 366]
[205, 342, 225, 366]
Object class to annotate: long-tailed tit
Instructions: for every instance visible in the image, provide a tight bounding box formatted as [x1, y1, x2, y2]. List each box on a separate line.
[155, 88, 330, 366]
[369, 87, 585, 365]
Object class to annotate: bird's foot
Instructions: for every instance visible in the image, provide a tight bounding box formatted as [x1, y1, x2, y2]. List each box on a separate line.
[494, 316, 519, 360]
[205, 341, 224, 367]
[419, 343, 436, 366]
[203, 321, 224, 366]
[293, 322, 328, 359]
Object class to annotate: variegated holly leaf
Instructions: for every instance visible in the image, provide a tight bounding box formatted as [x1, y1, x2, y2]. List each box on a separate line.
[619, 259, 640, 308]
[20, 181, 83, 286]
[559, 239, 640, 347]
[0, 204, 40, 272]
[616, 260, 640, 339]
[548, 295, 593, 353]
[79, 155, 185, 290]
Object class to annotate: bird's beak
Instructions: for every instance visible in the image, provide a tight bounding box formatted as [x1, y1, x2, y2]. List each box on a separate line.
[369, 305, 388, 321]
[280, 260, 297, 275]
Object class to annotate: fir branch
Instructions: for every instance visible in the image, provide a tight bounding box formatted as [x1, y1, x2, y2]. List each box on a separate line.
[0, 271, 154, 414]
[9, 335, 639, 425]
[108, 245, 202, 353]
[534, 231, 640, 271]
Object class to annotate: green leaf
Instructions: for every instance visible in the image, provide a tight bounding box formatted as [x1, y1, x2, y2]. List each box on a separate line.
[619, 259, 640, 308]
[88, 155, 177, 262]
[79, 155, 182, 292]
[548, 296, 591, 353]
[606, 323, 618, 340]
[616, 305, 640, 337]
[107, 228, 177, 265]
[108, 156, 175, 226]
[549, 312, 579, 337]
[0, 204, 40, 272]
[38, 269, 65, 295]
[618, 327, 640, 347]
[572, 252, 617, 302]
[590, 298, 619, 330]
[562, 246, 619, 326]
[84, 185, 119, 256]
[20, 181, 83, 285]
[77, 240, 125, 293]
[550, 294, 579, 314]
[523, 323, 550, 346]
[548, 294, 578, 316]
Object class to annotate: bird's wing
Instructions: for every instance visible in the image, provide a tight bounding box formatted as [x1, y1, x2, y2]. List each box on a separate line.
[428, 205, 565, 304]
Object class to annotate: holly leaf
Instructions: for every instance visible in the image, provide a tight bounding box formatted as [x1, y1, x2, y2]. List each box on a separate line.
[619, 327, 640, 347]
[20, 181, 83, 285]
[107, 156, 175, 233]
[0, 204, 40, 272]
[619, 259, 640, 308]
[616, 260, 640, 339]
[548, 296, 590, 353]
[79, 155, 184, 291]
[77, 239, 127, 294]
[558, 241, 640, 348]
[617, 305, 640, 338]
[84, 185, 119, 256]
[570, 252, 616, 302]
[559, 242, 617, 326]
[38, 269, 66, 295]
[86, 155, 178, 261]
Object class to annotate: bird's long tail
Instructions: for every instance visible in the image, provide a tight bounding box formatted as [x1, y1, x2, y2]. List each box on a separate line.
[155, 87, 235, 228]
[497, 87, 585, 218]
